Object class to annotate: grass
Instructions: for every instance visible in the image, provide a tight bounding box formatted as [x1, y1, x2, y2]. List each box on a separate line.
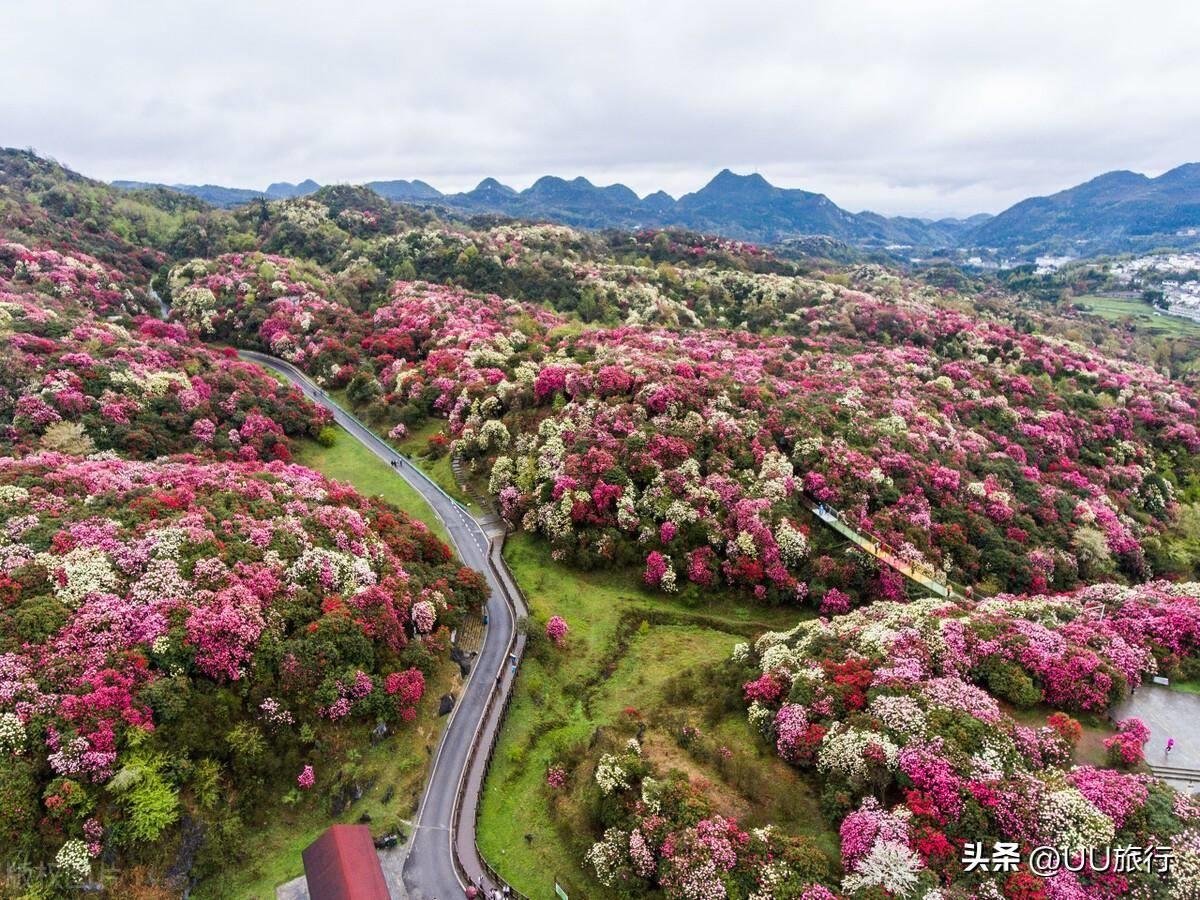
[293, 431, 450, 543]
[475, 533, 819, 899]
[1073, 293, 1200, 337]
[394, 418, 482, 514]
[1168, 678, 1200, 696]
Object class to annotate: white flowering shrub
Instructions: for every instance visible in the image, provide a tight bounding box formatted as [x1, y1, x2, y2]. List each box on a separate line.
[817, 723, 899, 784]
[1039, 786, 1115, 849]
[775, 519, 810, 566]
[0, 713, 25, 754]
[585, 827, 629, 886]
[54, 839, 91, 883]
[841, 840, 922, 897]
[594, 753, 629, 795]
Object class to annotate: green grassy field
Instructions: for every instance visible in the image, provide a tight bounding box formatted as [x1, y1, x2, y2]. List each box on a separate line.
[1168, 678, 1200, 696]
[1073, 294, 1200, 337]
[293, 431, 451, 543]
[475, 533, 822, 898]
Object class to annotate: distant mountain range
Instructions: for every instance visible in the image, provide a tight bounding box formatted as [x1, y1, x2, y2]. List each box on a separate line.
[970, 164, 1200, 252]
[114, 163, 1200, 257]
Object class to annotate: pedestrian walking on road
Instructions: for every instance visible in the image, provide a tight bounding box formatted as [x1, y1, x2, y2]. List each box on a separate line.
[1168, 738, 1176, 755]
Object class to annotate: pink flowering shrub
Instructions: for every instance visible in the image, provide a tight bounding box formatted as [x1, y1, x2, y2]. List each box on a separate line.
[1105, 717, 1151, 768]
[545, 615, 569, 647]
[177, 252, 1200, 601]
[0, 251, 329, 460]
[0, 241, 153, 318]
[736, 584, 1200, 896]
[297, 765, 315, 789]
[580, 742, 833, 897]
[0, 452, 481, 873]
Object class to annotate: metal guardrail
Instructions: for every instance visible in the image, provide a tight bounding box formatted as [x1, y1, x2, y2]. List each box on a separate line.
[452, 524, 532, 899]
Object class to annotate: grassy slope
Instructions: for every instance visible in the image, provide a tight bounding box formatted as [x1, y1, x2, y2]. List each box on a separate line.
[293, 431, 451, 543]
[1074, 293, 1200, 337]
[476, 533, 821, 898]
[208, 435, 461, 898]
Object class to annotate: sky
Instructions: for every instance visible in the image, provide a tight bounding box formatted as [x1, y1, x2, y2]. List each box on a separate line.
[3, 0, 1200, 219]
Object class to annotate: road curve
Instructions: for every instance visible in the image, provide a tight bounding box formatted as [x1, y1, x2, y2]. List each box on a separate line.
[237, 350, 525, 900]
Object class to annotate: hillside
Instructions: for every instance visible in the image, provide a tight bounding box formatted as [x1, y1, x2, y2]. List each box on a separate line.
[111, 166, 981, 247]
[7, 148, 1200, 898]
[0, 153, 485, 895]
[108, 160, 1200, 257]
[970, 163, 1200, 254]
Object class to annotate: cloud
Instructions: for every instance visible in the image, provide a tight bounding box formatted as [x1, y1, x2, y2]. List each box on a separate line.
[3, 0, 1198, 217]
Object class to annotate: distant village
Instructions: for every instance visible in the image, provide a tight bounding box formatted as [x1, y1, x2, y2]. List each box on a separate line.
[1109, 252, 1200, 321]
[950, 247, 1200, 324]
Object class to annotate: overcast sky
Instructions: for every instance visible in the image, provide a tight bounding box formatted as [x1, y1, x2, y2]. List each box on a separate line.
[3, 0, 1199, 218]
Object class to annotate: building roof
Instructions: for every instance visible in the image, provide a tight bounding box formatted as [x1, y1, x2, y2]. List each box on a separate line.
[302, 824, 391, 900]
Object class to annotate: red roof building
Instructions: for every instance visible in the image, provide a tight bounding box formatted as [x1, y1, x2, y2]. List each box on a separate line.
[302, 824, 391, 900]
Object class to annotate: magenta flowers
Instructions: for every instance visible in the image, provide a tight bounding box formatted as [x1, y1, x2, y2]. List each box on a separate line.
[545, 615, 569, 647]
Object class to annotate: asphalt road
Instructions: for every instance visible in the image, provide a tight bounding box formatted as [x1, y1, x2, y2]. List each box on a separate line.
[238, 350, 519, 899]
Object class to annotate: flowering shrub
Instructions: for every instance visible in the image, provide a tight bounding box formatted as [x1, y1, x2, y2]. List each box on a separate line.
[53, 838, 92, 883]
[174, 252, 1200, 600]
[545, 615, 569, 647]
[0, 452, 481, 874]
[735, 583, 1200, 896]
[297, 765, 315, 789]
[1104, 717, 1151, 768]
[0, 247, 329, 460]
[581, 741, 832, 897]
[0, 241, 149, 318]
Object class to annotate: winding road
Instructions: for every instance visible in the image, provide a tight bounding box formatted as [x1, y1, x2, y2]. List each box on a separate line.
[236, 343, 965, 899]
[237, 350, 527, 900]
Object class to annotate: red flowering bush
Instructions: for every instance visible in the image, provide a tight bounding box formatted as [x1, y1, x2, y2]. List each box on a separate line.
[1104, 717, 1151, 768]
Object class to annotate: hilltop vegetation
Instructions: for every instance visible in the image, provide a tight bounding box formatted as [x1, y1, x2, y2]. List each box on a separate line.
[169, 235, 1200, 599]
[111, 160, 1200, 257]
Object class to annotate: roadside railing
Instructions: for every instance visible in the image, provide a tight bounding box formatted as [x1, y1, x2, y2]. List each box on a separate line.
[236, 350, 468, 513]
[450, 533, 532, 899]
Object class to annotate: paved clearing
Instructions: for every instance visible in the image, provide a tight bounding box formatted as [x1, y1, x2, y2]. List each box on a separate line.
[1113, 684, 1200, 792]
